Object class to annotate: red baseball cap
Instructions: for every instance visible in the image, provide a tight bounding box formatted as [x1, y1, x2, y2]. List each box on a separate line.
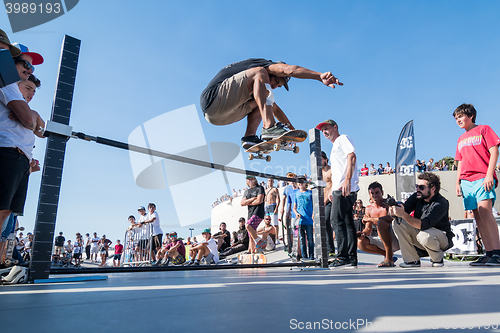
[315, 119, 337, 130]
[12, 43, 44, 65]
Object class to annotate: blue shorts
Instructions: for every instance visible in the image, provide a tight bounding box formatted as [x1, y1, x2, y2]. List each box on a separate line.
[460, 178, 496, 210]
[265, 204, 276, 215]
[1, 213, 17, 240]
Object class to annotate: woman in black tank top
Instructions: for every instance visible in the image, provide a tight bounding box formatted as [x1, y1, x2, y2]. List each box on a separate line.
[353, 200, 365, 233]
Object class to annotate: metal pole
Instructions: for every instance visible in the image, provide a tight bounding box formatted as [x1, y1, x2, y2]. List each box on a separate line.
[309, 128, 328, 268]
[29, 35, 80, 282]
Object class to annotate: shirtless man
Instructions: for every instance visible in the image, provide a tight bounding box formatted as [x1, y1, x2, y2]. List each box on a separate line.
[321, 151, 336, 255]
[357, 181, 400, 267]
[264, 179, 280, 243]
[257, 215, 277, 251]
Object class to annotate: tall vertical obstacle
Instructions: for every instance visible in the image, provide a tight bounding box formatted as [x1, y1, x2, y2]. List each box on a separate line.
[309, 128, 328, 268]
[28, 35, 80, 282]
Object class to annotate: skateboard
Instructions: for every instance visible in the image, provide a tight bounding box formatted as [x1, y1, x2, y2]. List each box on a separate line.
[289, 225, 300, 262]
[245, 130, 308, 162]
[237, 253, 267, 264]
[284, 215, 293, 254]
[2, 215, 24, 267]
[290, 259, 318, 271]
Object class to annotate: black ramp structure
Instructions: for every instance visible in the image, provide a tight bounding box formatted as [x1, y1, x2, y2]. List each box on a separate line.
[309, 128, 328, 268]
[29, 35, 80, 282]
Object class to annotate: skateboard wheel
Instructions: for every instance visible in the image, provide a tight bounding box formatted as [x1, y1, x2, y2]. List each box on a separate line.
[265, 155, 271, 162]
[293, 146, 299, 154]
[273, 143, 280, 151]
[248, 154, 254, 160]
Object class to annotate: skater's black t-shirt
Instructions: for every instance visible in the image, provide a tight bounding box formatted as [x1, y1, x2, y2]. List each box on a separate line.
[245, 185, 265, 220]
[200, 58, 276, 112]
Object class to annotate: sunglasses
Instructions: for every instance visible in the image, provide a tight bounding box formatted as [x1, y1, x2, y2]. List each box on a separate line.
[264, 218, 271, 221]
[415, 184, 430, 191]
[17, 58, 35, 72]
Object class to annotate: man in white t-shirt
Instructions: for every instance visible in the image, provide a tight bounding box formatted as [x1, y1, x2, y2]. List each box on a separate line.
[90, 232, 100, 263]
[185, 229, 219, 266]
[0, 39, 45, 215]
[141, 203, 163, 263]
[16, 231, 25, 252]
[84, 233, 91, 260]
[0, 32, 45, 262]
[316, 119, 359, 268]
[134, 206, 149, 261]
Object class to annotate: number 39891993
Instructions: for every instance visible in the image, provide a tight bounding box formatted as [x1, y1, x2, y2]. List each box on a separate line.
[5, 2, 61, 14]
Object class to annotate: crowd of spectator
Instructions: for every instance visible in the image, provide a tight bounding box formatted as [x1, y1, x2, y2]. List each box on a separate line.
[2, 229, 34, 268]
[212, 178, 303, 208]
[122, 213, 257, 266]
[50, 231, 118, 268]
[359, 158, 456, 177]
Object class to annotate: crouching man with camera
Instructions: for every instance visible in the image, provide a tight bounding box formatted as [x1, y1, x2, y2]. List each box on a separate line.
[389, 172, 454, 268]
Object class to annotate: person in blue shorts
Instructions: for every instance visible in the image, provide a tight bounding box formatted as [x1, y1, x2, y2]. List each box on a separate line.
[293, 175, 314, 260]
[454, 103, 500, 266]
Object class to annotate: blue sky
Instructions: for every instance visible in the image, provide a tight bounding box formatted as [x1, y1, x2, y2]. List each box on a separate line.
[3, 0, 500, 242]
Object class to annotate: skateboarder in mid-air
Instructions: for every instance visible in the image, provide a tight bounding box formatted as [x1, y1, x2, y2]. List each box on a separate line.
[200, 58, 343, 148]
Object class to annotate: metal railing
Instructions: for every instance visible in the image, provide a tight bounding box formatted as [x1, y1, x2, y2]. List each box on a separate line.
[122, 223, 154, 267]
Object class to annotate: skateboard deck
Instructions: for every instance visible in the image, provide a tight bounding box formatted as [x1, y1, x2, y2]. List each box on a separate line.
[289, 225, 300, 262]
[245, 130, 308, 162]
[237, 253, 267, 264]
[2, 216, 23, 267]
[290, 259, 318, 270]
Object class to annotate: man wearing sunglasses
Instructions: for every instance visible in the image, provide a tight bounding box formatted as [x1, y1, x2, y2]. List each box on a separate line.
[389, 172, 454, 268]
[0, 31, 45, 263]
[257, 215, 277, 251]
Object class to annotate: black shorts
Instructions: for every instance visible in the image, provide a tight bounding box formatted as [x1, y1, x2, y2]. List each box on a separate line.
[152, 234, 163, 249]
[0, 148, 30, 213]
[73, 253, 81, 259]
[113, 254, 122, 260]
[138, 239, 149, 249]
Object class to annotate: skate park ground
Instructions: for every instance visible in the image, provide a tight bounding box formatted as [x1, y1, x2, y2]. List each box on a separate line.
[1, 248, 500, 333]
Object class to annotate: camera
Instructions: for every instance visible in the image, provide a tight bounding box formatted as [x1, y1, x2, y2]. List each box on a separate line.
[383, 195, 402, 207]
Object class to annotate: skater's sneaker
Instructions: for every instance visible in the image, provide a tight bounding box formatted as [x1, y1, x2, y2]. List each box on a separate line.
[192, 261, 200, 266]
[184, 260, 195, 266]
[255, 239, 267, 253]
[485, 254, 500, 266]
[470, 255, 490, 266]
[431, 260, 444, 267]
[241, 135, 263, 149]
[261, 122, 287, 140]
[399, 261, 421, 268]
